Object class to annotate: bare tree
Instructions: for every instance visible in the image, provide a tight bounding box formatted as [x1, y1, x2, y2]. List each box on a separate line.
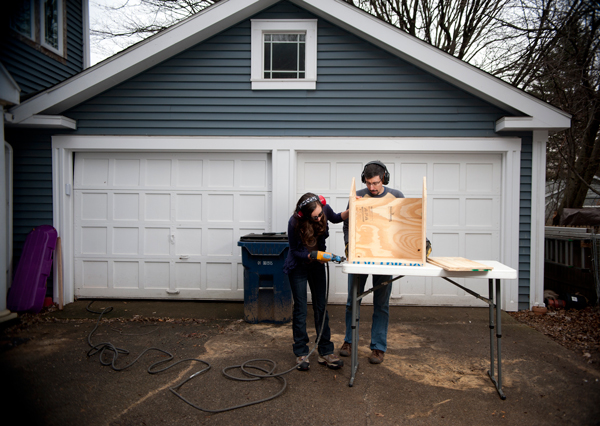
[493, 0, 600, 222]
[342, 0, 514, 66]
[90, 0, 219, 60]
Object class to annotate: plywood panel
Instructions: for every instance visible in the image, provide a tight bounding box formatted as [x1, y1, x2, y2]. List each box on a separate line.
[348, 177, 426, 265]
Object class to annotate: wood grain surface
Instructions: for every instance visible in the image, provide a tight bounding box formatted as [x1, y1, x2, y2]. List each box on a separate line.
[427, 257, 494, 271]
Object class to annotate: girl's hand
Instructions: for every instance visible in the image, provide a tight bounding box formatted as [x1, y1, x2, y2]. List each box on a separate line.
[341, 209, 349, 220]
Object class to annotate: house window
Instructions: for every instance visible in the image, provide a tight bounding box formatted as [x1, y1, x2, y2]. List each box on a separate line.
[263, 33, 305, 79]
[9, 0, 34, 40]
[8, 0, 66, 59]
[42, 0, 63, 54]
[251, 20, 317, 90]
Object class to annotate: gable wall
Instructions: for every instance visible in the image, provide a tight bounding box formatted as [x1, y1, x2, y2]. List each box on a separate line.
[0, 0, 85, 98]
[65, 2, 510, 136]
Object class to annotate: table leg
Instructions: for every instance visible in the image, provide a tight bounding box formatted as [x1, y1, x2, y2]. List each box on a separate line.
[488, 279, 495, 380]
[495, 278, 506, 399]
[487, 278, 506, 400]
[349, 274, 359, 387]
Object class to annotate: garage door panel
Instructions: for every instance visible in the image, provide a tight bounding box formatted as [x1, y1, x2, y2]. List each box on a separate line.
[176, 160, 203, 187]
[114, 193, 139, 220]
[113, 227, 139, 254]
[114, 261, 139, 289]
[74, 152, 270, 300]
[146, 160, 172, 187]
[144, 262, 170, 288]
[145, 193, 171, 221]
[208, 160, 234, 187]
[175, 262, 202, 289]
[240, 160, 268, 188]
[433, 163, 460, 192]
[176, 194, 202, 221]
[400, 163, 428, 193]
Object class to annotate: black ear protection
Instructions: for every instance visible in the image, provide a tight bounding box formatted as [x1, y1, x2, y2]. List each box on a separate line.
[361, 161, 390, 185]
[296, 195, 326, 218]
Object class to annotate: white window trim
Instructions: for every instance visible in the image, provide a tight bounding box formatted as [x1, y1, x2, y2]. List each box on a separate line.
[40, 0, 64, 56]
[251, 19, 317, 90]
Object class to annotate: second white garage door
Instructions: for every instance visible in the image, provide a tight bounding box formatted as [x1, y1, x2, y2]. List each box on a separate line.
[73, 152, 271, 300]
[297, 152, 502, 306]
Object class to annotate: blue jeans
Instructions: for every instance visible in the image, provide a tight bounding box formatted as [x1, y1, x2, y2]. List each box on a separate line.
[288, 262, 334, 357]
[344, 274, 393, 352]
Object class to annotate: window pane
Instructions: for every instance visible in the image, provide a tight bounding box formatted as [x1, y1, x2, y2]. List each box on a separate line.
[272, 34, 298, 42]
[263, 32, 306, 80]
[9, 0, 32, 38]
[264, 42, 271, 77]
[299, 43, 305, 72]
[44, 0, 59, 49]
[272, 43, 297, 71]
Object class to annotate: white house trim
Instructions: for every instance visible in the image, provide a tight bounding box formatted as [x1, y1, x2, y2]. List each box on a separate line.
[531, 130, 548, 308]
[251, 19, 318, 90]
[6, 114, 76, 129]
[52, 135, 521, 311]
[10, 0, 570, 133]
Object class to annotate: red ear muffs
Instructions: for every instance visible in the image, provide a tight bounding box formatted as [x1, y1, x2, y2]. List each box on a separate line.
[297, 195, 326, 218]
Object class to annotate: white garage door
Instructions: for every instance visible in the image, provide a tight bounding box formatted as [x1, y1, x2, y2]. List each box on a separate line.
[297, 152, 501, 306]
[73, 152, 271, 300]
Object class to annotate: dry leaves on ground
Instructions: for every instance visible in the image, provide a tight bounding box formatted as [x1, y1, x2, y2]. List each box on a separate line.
[508, 306, 600, 369]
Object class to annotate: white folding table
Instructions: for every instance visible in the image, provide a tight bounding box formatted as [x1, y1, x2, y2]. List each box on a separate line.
[342, 260, 517, 399]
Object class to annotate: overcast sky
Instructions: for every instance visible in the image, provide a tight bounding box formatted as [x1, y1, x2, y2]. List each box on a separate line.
[89, 0, 150, 65]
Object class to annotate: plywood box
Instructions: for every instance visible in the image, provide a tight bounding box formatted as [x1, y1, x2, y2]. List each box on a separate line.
[348, 177, 427, 266]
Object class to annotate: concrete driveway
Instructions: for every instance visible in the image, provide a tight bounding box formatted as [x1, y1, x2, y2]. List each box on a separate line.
[1, 301, 599, 425]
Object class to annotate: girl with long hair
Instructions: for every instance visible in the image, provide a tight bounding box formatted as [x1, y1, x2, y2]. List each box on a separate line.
[283, 193, 348, 371]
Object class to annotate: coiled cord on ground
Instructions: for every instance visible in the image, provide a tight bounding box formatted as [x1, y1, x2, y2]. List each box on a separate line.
[86, 263, 332, 413]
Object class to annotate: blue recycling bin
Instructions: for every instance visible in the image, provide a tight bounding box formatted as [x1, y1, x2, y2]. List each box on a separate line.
[238, 233, 291, 324]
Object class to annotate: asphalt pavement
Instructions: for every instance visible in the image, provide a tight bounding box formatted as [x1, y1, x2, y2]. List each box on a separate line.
[1, 300, 599, 425]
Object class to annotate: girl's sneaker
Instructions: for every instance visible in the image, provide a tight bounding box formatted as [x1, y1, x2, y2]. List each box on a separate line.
[318, 353, 344, 369]
[296, 355, 310, 371]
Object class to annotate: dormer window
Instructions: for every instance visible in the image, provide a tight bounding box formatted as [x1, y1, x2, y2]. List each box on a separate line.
[251, 20, 317, 90]
[8, 0, 66, 59]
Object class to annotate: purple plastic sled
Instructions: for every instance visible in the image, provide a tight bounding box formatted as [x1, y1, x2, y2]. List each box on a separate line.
[7, 225, 58, 313]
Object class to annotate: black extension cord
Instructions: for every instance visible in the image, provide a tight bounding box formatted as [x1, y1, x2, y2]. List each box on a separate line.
[86, 263, 332, 413]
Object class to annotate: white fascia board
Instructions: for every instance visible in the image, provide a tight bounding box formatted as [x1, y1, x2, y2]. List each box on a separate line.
[293, 0, 571, 131]
[496, 116, 570, 132]
[10, 0, 279, 123]
[0, 63, 21, 106]
[7, 114, 76, 129]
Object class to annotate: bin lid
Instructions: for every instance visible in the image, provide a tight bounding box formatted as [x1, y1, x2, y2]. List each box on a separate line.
[240, 232, 288, 242]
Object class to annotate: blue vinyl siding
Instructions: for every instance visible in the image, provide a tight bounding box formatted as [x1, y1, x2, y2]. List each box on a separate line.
[5, 129, 54, 293]
[65, 2, 509, 136]
[0, 0, 85, 98]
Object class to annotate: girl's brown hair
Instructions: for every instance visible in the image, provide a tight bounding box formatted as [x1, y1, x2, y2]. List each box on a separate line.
[294, 193, 326, 248]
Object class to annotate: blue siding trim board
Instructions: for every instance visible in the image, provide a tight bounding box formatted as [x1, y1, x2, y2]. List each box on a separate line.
[0, 0, 84, 98]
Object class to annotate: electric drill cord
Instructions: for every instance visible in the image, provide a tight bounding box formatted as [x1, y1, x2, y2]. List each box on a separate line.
[86, 263, 333, 413]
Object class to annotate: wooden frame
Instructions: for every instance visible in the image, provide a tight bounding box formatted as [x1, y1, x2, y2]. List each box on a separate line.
[348, 177, 427, 266]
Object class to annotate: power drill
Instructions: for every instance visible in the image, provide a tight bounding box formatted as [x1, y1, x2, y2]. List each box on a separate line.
[310, 251, 346, 264]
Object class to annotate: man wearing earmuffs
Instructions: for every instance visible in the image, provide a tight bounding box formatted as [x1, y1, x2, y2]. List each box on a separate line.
[340, 161, 404, 365]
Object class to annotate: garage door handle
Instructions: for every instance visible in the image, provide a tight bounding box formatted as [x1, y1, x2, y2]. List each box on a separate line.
[166, 290, 180, 295]
[179, 255, 189, 260]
